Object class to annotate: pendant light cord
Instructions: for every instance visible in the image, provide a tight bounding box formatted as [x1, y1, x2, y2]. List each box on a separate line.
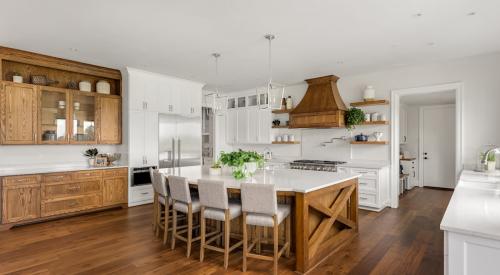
[213, 53, 220, 95]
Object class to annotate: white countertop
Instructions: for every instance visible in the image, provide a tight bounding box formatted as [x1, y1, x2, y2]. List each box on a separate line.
[159, 166, 361, 193]
[0, 163, 128, 177]
[440, 170, 500, 240]
[338, 161, 390, 169]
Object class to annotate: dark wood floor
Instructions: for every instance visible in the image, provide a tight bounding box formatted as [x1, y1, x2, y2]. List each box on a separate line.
[0, 187, 452, 275]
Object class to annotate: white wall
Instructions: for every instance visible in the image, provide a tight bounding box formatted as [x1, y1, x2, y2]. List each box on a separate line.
[219, 52, 500, 168]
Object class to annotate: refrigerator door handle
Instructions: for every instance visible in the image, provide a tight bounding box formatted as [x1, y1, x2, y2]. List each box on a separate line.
[177, 139, 181, 167]
[172, 138, 176, 168]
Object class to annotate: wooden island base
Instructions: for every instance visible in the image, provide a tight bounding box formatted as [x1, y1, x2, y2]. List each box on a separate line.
[295, 178, 358, 273]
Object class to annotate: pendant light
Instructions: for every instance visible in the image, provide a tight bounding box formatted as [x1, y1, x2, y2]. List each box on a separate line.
[258, 34, 285, 110]
[205, 53, 228, 115]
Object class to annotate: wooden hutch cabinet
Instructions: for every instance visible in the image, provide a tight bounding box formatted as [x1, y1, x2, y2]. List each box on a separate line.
[0, 46, 122, 145]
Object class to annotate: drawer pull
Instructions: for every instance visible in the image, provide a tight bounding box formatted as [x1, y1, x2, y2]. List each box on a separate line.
[360, 182, 367, 185]
[140, 192, 148, 195]
[69, 202, 79, 207]
[15, 178, 28, 182]
[360, 197, 368, 200]
[68, 186, 81, 191]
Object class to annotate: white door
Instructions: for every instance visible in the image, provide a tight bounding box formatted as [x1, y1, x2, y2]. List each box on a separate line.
[422, 105, 455, 189]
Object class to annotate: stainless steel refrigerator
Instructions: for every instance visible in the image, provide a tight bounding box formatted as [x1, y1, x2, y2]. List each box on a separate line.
[158, 113, 201, 168]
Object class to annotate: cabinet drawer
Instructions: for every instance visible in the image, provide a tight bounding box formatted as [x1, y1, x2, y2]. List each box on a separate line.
[3, 175, 39, 187]
[42, 173, 72, 183]
[358, 178, 377, 193]
[359, 192, 377, 206]
[351, 168, 378, 179]
[131, 187, 154, 202]
[42, 180, 102, 200]
[72, 170, 102, 180]
[41, 194, 102, 217]
[103, 168, 128, 178]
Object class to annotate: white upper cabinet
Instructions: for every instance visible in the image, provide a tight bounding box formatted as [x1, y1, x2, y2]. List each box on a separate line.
[247, 107, 260, 143]
[258, 108, 272, 143]
[237, 108, 249, 144]
[127, 67, 203, 115]
[226, 109, 237, 144]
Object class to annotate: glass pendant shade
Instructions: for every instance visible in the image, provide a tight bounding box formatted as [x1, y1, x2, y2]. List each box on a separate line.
[207, 52, 227, 115]
[259, 34, 286, 110]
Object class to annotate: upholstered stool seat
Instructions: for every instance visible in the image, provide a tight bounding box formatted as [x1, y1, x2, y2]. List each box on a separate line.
[245, 204, 290, 227]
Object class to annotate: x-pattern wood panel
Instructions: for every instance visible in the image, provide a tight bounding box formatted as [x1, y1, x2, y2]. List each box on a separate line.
[307, 184, 355, 259]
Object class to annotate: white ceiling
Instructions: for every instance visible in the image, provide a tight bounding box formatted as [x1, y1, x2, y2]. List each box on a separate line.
[401, 90, 456, 106]
[1, 0, 499, 91]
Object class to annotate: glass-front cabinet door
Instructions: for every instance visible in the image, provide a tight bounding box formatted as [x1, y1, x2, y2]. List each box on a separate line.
[39, 88, 69, 144]
[70, 92, 97, 144]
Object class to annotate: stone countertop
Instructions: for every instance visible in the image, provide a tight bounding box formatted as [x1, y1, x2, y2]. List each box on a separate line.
[338, 161, 390, 169]
[159, 166, 361, 193]
[0, 163, 129, 177]
[440, 170, 500, 240]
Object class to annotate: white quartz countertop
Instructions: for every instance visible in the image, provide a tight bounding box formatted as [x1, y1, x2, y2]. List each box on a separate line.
[0, 163, 128, 177]
[338, 161, 390, 169]
[159, 166, 361, 193]
[440, 170, 500, 240]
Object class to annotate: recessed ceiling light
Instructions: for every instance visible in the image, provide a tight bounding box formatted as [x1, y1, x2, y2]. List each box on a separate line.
[413, 13, 423, 17]
[337, 61, 344, 65]
[467, 12, 476, 16]
[427, 42, 435, 46]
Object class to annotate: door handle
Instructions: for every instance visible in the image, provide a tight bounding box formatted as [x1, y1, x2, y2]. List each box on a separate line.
[424, 157, 428, 160]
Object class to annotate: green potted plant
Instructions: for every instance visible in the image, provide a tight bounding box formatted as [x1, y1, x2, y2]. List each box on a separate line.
[219, 150, 264, 180]
[209, 159, 222, 176]
[83, 148, 99, 166]
[345, 107, 365, 130]
[487, 151, 496, 171]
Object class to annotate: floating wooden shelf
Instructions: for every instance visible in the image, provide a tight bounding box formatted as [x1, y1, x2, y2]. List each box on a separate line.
[400, 158, 416, 161]
[272, 141, 300, 144]
[272, 125, 289, 128]
[360, 121, 389, 125]
[272, 108, 294, 114]
[350, 100, 389, 107]
[350, 141, 389, 145]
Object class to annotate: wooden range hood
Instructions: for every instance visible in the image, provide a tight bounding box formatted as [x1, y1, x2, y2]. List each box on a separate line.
[289, 75, 347, 128]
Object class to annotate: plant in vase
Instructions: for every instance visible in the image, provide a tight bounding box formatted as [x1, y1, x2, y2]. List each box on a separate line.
[83, 148, 99, 167]
[345, 107, 365, 131]
[487, 151, 496, 171]
[209, 160, 222, 176]
[219, 150, 264, 180]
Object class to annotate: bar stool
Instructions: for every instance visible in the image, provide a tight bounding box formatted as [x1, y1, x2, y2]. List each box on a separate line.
[168, 175, 201, 257]
[150, 168, 172, 244]
[198, 179, 243, 269]
[241, 183, 291, 275]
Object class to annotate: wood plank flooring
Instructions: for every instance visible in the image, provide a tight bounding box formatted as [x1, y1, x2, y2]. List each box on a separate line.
[0, 187, 452, 275]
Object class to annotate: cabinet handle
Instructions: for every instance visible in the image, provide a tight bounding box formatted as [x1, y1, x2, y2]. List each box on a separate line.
[68, 186, 81, 191]
[360, 196, 368, 200]
[69, 202, 78, 207]
[140, 192, 148, 195]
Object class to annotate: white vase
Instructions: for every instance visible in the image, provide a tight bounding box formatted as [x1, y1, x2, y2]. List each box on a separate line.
[244, 162, 258, 176]
[88, 158, 95, 167]
[79, 81, 92, 92]
[13, 75, 23, 83]
[363, 86, 375, 101]
[209, 167, 222, 176]
[487, 161, 496, 171]
[96, 80, 111, 94]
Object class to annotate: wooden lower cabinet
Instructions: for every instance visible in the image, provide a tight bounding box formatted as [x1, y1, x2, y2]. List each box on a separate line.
[1, 179, 41, 223]
[103, 177, 127, 206]
[1, 168, 128, 226]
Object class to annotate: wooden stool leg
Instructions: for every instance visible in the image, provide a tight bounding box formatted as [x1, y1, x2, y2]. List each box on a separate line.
[153, 193, 157, 231]
[224, 210, 230, 269]
[156, 203, 162, 238]
[242, 213, 248, 272]
[186, 204, 193, 257]
[163, 201, 170, 245]
[200, 207, 206, 262]
[256, 226, 261, 254]
[171, 207, 177, 250]
[285, 215, 291, 258]
[216, 221, 221, 246]
[273, 216, 279, 275]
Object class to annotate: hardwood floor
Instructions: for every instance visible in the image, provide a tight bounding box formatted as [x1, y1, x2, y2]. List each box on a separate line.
[0, 187, 452, 275]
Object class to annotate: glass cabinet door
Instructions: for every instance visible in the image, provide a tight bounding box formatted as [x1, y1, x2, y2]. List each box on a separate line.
[39, 88, 69, 143]
[71, 93, 97, 143]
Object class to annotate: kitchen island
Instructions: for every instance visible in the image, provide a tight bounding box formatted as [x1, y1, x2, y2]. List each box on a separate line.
[160, 166, 361, 273]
